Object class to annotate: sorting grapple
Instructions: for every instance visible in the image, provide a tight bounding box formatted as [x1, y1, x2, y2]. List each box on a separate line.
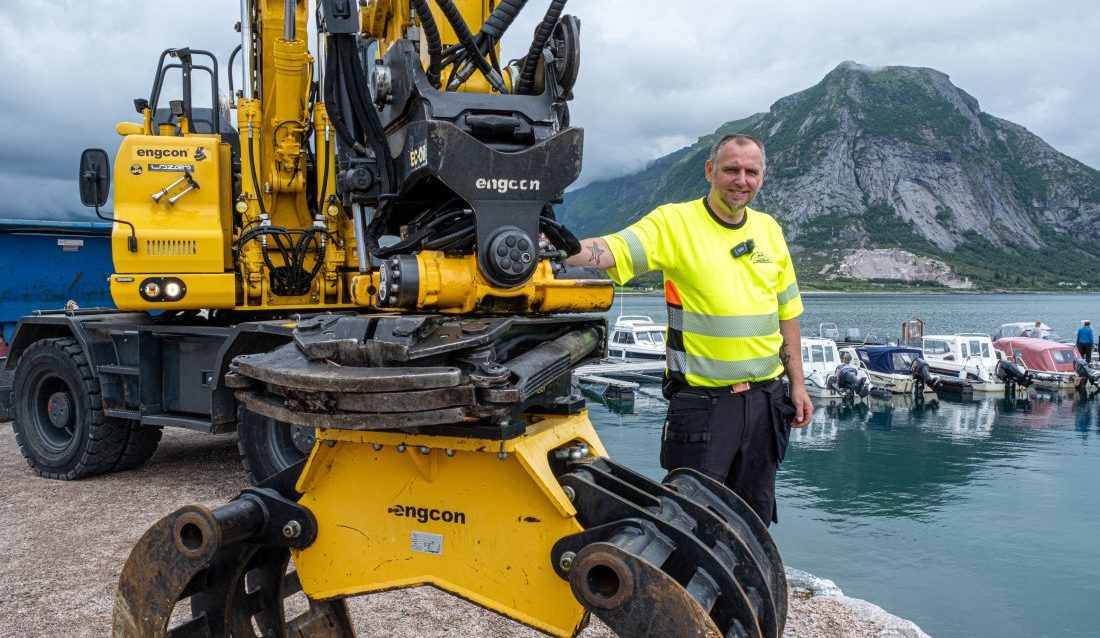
[113, 315, 787, 637]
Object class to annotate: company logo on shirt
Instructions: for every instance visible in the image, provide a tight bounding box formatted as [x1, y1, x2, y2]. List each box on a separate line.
[751, 251, 773, 264]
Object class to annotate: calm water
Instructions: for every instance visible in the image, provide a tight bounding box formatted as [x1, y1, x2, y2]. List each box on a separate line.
[587, 293, 1100, 638]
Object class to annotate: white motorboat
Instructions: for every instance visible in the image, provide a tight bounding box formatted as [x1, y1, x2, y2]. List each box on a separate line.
[921, 334, 1004, 393]
[608, 315, 666, 361]
[993, 321, 1060, 341]
[801, 337, 871, 399]
[847, 345, 937, 395]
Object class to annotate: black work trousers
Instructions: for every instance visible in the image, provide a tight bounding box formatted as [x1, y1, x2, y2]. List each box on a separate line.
[660, 380, 795, 526]
[1079, 344, 1093, 363]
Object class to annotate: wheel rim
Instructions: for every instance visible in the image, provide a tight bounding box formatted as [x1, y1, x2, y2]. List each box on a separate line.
[31, 373, 78, 452]
[268, 419, 315, 469]
[289, 425, 316, 454]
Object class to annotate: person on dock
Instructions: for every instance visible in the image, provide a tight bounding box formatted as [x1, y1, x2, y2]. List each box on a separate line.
[1076, 320, 1094, 362]
[566, 133, 812, 526]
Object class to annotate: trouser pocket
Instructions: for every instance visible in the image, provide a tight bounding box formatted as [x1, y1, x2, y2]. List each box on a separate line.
[768, 387, 796, 462]
[660, 392, 715, 471]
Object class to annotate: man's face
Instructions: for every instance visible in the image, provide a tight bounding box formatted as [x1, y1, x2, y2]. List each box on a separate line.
[705, 142, 765, 213]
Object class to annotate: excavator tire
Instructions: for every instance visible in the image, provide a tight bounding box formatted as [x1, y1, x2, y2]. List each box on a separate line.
[11, 338, 128, 479]
[236, 407, 314, 484]
[112, 422, 163, 471]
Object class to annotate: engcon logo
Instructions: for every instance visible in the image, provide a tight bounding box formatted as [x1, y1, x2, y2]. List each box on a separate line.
[388, 504, 467, 525]
[475, 177, 541, 194]
[136, 148, 190, 160]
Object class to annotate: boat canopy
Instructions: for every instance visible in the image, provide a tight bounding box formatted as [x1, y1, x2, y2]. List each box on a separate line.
[857, 345, 923, 374]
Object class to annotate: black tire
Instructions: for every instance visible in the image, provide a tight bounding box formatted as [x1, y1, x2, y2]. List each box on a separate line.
[11, 338, 128, 479]
[237, 408, 315, 485]
[112, 423, 164, 471]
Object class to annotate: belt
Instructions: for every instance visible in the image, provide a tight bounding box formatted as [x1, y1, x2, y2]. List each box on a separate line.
[682, 377, 782, 397]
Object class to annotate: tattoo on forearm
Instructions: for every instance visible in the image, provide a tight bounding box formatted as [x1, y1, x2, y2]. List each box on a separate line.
[779, 338, 791, 370]
[587, 241, 605, 266]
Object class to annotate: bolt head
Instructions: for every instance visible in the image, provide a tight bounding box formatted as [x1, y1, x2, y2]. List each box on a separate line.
[559, 551, 576, 571]
[282, 520, 302, 539]
[396, 444, 407, 453]
[372, 443, 383, 451]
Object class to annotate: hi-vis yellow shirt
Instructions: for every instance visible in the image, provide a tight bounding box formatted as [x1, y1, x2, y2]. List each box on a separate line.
[604, 198, 802, 387]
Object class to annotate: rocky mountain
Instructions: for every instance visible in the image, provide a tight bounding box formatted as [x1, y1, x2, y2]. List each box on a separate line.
[559, 62, 1100, 290]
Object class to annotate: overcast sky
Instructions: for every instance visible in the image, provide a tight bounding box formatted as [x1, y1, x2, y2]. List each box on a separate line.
[1, 0, 1097, 219]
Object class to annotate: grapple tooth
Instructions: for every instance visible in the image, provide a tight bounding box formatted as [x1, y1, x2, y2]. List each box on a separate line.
[113, 505, 223, 638]
[567, 542, 734, 638]
[112, 499, 352, 637]
[663, 468, 788, 633]
[556, 460, 785, 638]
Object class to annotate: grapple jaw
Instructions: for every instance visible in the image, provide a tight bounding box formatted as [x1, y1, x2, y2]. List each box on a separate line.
[112, 316, 787, 638]
[112, 465, 355, 638]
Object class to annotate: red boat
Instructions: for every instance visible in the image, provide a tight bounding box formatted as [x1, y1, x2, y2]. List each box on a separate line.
[992, 336, 1080, 387]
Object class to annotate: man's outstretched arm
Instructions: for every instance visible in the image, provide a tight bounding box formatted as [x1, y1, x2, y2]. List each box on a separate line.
[566, 237, 616, 269]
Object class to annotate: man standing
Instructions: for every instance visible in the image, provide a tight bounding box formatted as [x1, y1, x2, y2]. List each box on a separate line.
[567, 133, 812, 526]
[1076, 320, 1094, 363]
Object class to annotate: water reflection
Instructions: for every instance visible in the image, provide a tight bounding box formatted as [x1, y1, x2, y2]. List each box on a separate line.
[587, 382, 1094, 522]
[780, 391, 1076, 520]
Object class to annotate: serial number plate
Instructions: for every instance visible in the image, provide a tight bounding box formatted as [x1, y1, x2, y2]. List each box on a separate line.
[410, 531, 443, 556]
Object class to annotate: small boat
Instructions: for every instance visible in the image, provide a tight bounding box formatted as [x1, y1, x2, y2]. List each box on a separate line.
[801, 337, 872, 399]
[992, 337, 1078, 388]
[817, 323, 888, 346]
[608, 315, 666, 361]
[921, 334, 1004, 393]
[851, 345, 937, 395]
[993, 322, 1060, 341]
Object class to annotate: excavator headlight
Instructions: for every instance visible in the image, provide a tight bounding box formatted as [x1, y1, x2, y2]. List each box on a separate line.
[139, 277, 187, 302]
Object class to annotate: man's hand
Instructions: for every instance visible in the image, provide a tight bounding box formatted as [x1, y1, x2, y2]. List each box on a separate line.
[789, 383, 813, 428]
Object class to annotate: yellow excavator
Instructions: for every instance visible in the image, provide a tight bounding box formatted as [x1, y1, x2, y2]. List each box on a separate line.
[19, 1, 790, 636]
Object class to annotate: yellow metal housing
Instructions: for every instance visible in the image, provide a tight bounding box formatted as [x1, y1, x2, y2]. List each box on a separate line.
[294, 413, 607, 637]
[352, 252, 615, 314]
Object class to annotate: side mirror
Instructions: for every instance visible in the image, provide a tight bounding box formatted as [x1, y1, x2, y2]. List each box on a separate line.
[79, 148, 111, 208]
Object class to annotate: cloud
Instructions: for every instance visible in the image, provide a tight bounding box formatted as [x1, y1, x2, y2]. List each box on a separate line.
[2, 0, 1098, 215]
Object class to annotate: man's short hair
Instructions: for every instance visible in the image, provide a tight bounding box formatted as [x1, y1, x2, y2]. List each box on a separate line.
[709, 133, 767, 171]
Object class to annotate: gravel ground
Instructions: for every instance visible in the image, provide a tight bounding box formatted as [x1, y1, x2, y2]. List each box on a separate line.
[0, 425, 926, 637]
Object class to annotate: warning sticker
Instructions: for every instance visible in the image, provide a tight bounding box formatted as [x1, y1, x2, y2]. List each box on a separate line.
[57, 238, 84, 252]
[410, 531, 443, 556]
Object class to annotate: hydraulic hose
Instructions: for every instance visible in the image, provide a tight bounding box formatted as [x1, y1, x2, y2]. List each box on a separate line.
[482, 0, 527, 42]
[517, 0, 567, 94]
[435, 0, 508, 93]
[442, 0, 527, 63]
[410, 0, 443, 88]
[322, 41, 367, 155]
[332, 35, 400, 254]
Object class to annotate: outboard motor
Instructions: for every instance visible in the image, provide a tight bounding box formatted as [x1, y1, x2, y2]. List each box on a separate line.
[910, 357, 941, 394]
[828, 364, 871, 399]
[996, 358, 1033, 397]
[1074, 357, 1100, 389]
